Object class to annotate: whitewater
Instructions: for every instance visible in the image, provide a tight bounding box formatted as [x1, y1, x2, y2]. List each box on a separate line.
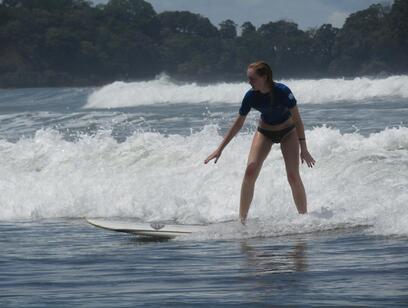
[85, 74, 408, 108]
[0, 74, 407, 236]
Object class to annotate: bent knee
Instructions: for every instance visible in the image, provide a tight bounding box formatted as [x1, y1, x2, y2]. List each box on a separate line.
[244, 162, 261, 181]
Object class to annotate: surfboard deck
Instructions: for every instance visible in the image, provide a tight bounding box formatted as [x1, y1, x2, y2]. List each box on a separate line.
[86, 218, 207, 239]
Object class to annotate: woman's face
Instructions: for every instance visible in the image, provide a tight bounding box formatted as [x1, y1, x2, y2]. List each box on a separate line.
[247, 68, 266, 91]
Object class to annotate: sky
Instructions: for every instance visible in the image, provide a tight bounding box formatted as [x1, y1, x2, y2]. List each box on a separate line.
[92, 0, 393, 30]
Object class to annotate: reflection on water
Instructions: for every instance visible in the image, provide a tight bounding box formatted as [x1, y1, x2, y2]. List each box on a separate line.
[240, 239, 308, 275]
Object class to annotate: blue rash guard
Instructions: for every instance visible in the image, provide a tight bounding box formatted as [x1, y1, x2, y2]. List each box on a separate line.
[238, 82, 297, 125]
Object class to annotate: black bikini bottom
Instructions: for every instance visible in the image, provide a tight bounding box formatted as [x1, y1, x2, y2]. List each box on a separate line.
[257, 125, 296, 143]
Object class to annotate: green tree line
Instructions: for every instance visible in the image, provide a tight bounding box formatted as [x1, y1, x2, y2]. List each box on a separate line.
[0, 0, 407, 87]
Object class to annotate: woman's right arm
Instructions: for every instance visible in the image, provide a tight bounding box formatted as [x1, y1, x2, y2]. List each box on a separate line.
[204, 115, 246, 164]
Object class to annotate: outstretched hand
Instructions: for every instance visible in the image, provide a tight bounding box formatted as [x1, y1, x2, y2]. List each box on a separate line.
[204, 149, 222, 164]
[301, 150, 315, 168]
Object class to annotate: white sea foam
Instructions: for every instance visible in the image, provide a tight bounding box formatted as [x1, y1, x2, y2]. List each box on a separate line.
[0, 125, 407, 238]
[84, 74, 408, 109]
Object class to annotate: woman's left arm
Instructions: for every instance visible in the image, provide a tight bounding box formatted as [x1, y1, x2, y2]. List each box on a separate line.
[290, 106, 316, 168]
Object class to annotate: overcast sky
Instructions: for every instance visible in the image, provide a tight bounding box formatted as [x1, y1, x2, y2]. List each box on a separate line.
[92, 0, 393, 30]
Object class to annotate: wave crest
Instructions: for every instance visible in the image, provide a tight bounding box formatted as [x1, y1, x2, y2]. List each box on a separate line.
[84, 74, 408, 109]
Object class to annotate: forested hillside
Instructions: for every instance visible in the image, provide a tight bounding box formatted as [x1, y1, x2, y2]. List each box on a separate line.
[0, 0, 407, 87]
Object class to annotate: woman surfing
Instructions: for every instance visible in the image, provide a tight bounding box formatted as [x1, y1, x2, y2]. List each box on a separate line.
[204, 61, 315, 224]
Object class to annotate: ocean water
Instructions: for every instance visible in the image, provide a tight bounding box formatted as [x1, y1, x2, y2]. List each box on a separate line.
[0, 74, 407, 306]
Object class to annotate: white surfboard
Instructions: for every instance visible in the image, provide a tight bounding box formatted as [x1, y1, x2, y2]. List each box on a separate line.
[86, 218, 207, 239]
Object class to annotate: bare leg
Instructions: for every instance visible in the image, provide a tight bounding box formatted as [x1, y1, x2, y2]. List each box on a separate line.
[280, 130, 307, 214]
[240, 131, 272, 223]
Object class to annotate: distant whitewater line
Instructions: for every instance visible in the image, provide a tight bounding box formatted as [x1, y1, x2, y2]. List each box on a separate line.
[84, 74, 408, 109]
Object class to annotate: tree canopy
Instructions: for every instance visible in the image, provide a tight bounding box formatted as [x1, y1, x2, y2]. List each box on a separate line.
[0, 0, 407, 87]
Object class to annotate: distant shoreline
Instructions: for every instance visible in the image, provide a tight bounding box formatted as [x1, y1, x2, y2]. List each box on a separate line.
[0, 71, 399, 89]
[1, 1, 407, 89]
